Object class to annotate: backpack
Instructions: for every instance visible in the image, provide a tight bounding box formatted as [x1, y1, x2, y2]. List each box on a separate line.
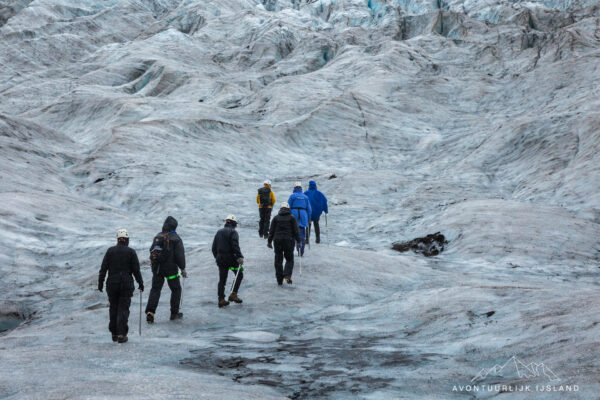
[258, 187, 272, 207]
[150, 233, 172, 268]
[289, 196, 307, 210]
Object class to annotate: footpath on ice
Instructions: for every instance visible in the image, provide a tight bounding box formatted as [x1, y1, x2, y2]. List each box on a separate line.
[1, 226, 598, 399]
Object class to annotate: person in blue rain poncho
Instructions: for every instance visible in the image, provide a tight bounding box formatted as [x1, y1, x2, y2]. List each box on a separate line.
[304, 180, 328, 244]
[287, 182, 312, 256]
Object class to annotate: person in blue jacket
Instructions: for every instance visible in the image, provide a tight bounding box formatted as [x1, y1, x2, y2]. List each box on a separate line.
[287, 181, 312, 256]
[304, 180, 328, 244]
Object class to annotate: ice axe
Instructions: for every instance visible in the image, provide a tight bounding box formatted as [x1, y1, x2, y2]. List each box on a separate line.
[229, 265, 243, 296]
[325, 214, 330, 247]
[180, 274, 185, 310]
[139, 289, 142, 336]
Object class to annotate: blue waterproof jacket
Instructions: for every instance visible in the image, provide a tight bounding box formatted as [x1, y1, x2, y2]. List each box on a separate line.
[287, 188, 312, 228]
[304, 181, 328, 221]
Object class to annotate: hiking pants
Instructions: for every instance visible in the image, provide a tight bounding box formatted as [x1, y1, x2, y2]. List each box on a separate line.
[107, 282, 133, 336]
[274, 238, 295, 283]
[297, 226, 306, 256]
[307, 218, 321, 243]
[145, 273, 181, 315]
[218, 265, 243, 299]
[258, 207, 272, 237]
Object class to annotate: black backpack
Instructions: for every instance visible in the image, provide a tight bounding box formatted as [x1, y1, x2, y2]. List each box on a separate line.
[150, 233, 172, 267]
[258, 187, 272, 207]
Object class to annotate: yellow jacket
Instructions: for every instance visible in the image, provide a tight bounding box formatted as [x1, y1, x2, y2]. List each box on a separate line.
[257, 186, 276, 209]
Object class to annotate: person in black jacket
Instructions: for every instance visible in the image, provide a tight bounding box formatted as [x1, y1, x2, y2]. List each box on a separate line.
[268, 202, 301, 285]
[212, 214, 244, 308]
[145, 216, 186, 322]
[98, 229, 143, 343]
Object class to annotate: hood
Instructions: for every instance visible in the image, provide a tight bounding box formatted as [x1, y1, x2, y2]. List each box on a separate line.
[308, 180, 317, 190]
[224, 221, 237, 229]
[162, 216, 178, 233]
[293, 187, 303, 193]
[278, 208, 291, 216]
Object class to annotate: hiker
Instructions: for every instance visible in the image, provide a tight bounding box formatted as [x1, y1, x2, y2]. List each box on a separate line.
[145, 216, 186, 323]
[212, 214, 244, 308]
[287, 181, 312, 256]
[257, 179, 276, 238]
[98, 229, 144, 343]
[268, 202, 301, 285]
[304, 180, 328, 244]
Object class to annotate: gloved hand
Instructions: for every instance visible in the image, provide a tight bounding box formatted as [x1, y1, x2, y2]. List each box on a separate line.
[237, 257, 244, 266]
[267, 242, 273, 249]
[138, 283, 144, 292]
[98, 284, 103, 293]
[181, 269, 187, 278]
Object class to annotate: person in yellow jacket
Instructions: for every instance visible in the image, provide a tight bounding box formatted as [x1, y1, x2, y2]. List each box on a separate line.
[257, 179, 276, 238]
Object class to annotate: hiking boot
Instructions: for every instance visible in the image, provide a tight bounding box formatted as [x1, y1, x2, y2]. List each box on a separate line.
[316, 237, 320, 244]
[112, 335, 118, 342]
[218, 298, 230, 308]
[146, 312, 154, 324]
[285, 277, 292, 285]
[170, 312, 183, 320]
[228, 292, 243, 304]
[277, 280, 283, 286]
[117, 335, 128, 344]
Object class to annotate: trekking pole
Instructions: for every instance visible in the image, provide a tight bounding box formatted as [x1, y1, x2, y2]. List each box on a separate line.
[139, 289, 142, 336]
[297, 248, 302, 276]
[307, 224, 311, 251]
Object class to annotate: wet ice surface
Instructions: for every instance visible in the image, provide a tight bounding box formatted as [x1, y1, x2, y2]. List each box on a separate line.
[174, 242, 599, 399]
[0, 315, 22, 333]
[180, 251, 418, 399]
[182, 336, 407, 398]
[1, 0, 600, 398]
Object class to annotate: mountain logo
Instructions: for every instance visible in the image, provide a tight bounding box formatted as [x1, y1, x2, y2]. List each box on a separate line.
[472, 356, 560, 383]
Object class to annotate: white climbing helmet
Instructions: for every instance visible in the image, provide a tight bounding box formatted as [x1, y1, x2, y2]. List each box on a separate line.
[264, 179, 271, 186]
[280, 202, 290, 209]
[116, 228, 129, 239]
[294, 181, 302, 188]
[226, 214, 237, 222]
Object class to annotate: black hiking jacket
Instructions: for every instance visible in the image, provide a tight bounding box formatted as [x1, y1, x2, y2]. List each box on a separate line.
[212, 222, 243, 268]
[150, 216, 186, 276]
[98, 241, 143, 290]
[268, 208, 301, 243]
